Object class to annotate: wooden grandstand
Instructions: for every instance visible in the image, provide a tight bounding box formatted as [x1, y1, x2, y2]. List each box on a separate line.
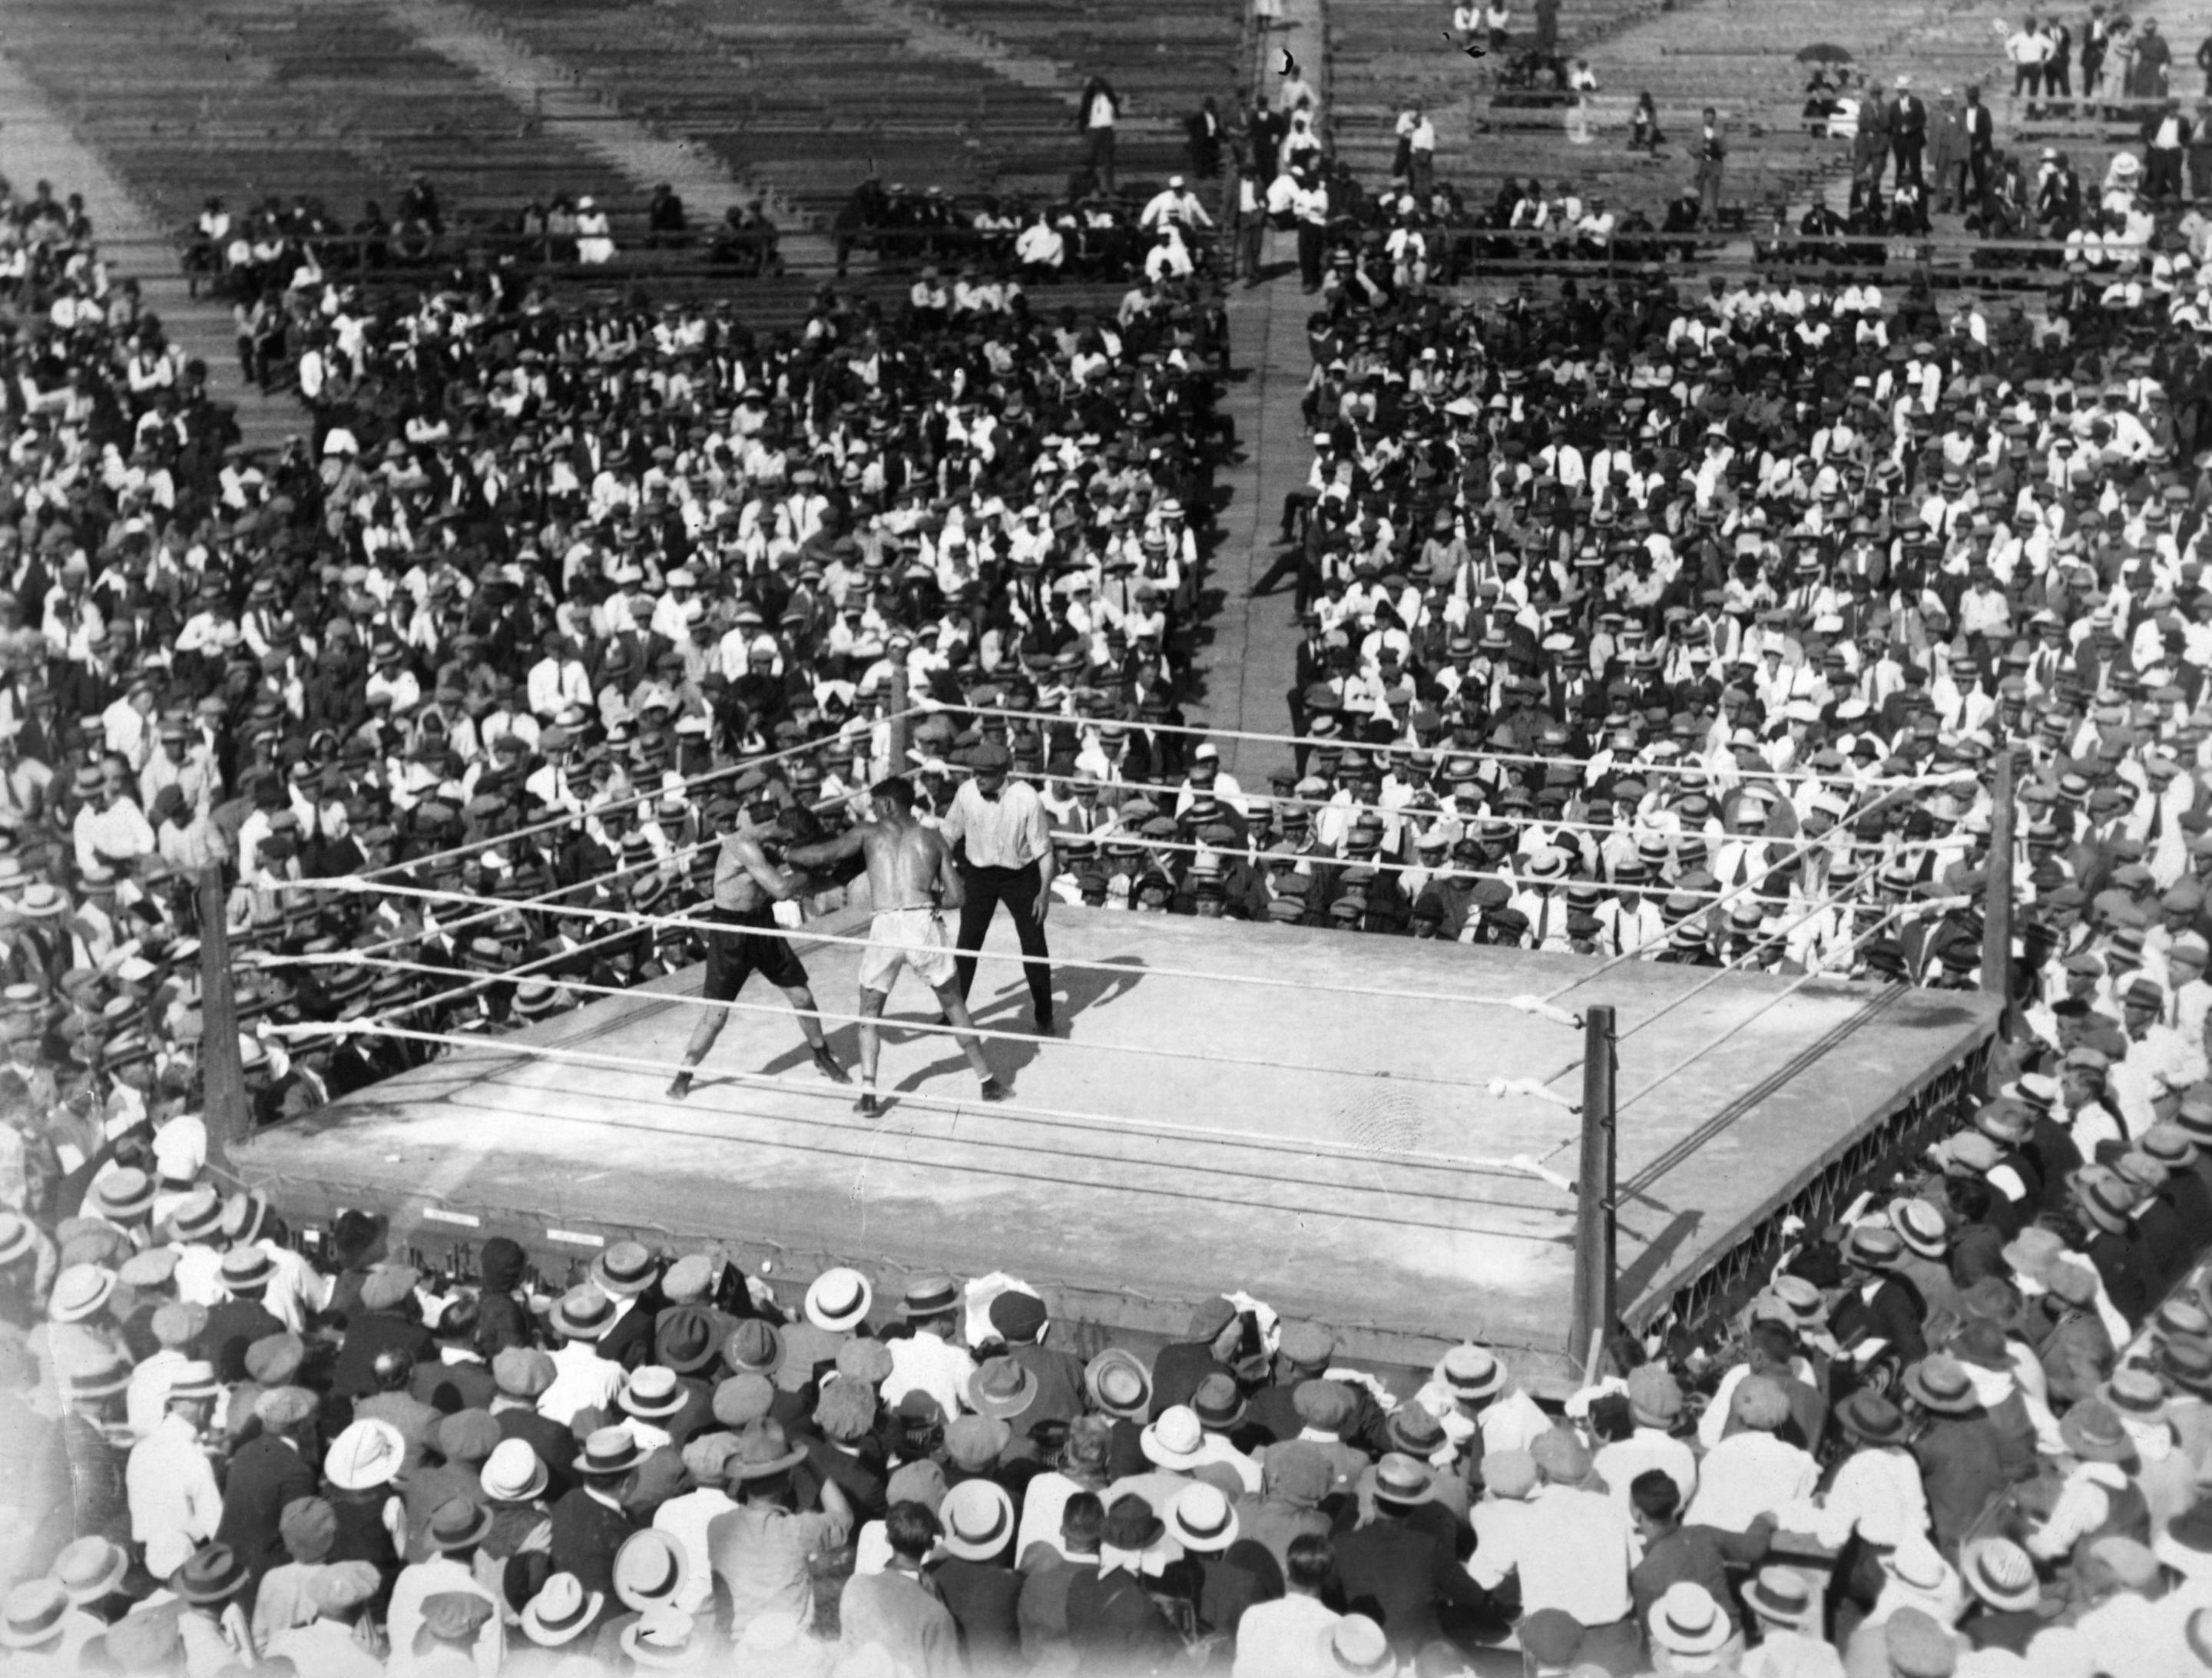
[5, 0, 2209, 317]
[1325, 0, 2204, 229]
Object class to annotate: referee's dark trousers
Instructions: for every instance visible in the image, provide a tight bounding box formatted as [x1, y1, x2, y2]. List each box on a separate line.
[954, 856, 1054, 1022]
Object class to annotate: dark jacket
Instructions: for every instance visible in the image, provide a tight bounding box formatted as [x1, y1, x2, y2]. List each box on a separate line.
[548, 1488, 637, 1623]
[1149, 1340, 1231, 1422]
[216, 1435, 320, 1584]
[1912, 1414, 2010, 1551]
[931, 1556, 1025, 1676]
[1065, 1568, 1182, 1676]
[200, 1297, 286, 1384]
[1330, 1513, 1487, 1654]
[330, 1309, 439, 1400]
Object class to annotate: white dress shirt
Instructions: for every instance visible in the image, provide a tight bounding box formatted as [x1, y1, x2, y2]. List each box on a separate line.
[536, 1340, 624, 1428]
[1232, 1593, 1343, 1678]
[1684, 1432, 1818, 1533]
[881, 1329, 977, 1421]
[127, 1413, 223, 1577]
[1465, 1484, 1636, 1623]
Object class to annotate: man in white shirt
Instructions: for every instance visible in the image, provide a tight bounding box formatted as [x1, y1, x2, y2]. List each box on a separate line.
[880, 1275, 977, 1420]
[1232, 1533, 1342, 1677]
[73, 760, 157, 877]
[1396, 106, 1438, 196]
[2008, 17, 2053, 110]
[1593, 1365, 1699, 1514]
[1465, 1430, 1639, 1668]
[2111, 976, 2207, 1136]
[385, 1500, 504, 1677]
[127, 1366, 225, 1577]
[537, 1289, 626, 1426]
[1686, 1378, 1818, 1533]
[1138, 176, 1214, 234]
[526, 631, 593, 720]
[940, 741, 1058, 1029]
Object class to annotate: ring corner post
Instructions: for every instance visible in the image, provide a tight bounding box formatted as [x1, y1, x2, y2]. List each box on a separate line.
[197, 866, 250, 1169]
[1571, 1003, 1618, 1380]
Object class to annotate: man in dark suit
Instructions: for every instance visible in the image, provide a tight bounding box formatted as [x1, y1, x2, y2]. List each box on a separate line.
[549, 1428, 644, 1627]
[215, 1388, 321, 1586]
[1892, 77, 1929, 189]
[990, 1292, 1087, 1429]
[1902, 1357, 2010, 1552]
[200, 1250, 286, 1382]
[586, 1243, 667, 1369]
[1148, 1298, 1241, 1421]
[1332, 1455, 1487, 1656]
[2144, 98, 2195, 200]
[1963, 85, 1996, 205]
[330, 1266, 439, 1398]
[1826, 1225, 1928, 1366]
[412, 1296, 498, 1415]
[490, 1349, 583, 1504]
[1066, 1498, 1184, 1670]
[2045, 16, 2075, 104]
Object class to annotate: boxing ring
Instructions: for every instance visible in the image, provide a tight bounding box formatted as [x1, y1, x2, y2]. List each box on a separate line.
[231, 897, 1997, 1394]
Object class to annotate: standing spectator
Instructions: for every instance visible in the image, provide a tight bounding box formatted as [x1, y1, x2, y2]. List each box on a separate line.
[1892, 76, 1928, 191]
[1535, 0, 1558, 51]
[1232, 158, 1266, 286]
[2131, 18, 2173, 100]
[1929, 87, 1969, 210]
[2047, 12, 2075, 106]
[2009, 16, 2053, 114]
[126, 1362, 224, 1577]
[1293, 167, 1330, 293]
[1185, 98, 1225, 180]
[1695, 108, 1727, 220]
[2085, 3, 2114, 99]
[1856, 82, 1893, 190]
[1080, 78, 1122, 196]
[2144, 96, 2194, 200]
[1964, 83, 1996, 204]
[1396, 105, 1438, 198]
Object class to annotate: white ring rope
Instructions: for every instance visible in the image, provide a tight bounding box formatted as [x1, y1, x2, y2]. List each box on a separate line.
[289, 876, 1591, 1021]
[966, 703, 1978, 792]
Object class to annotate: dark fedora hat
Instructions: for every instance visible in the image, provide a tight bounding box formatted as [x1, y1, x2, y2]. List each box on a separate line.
[1099, 1494, 1165, 1552]
[172, 1544, 249, 1606]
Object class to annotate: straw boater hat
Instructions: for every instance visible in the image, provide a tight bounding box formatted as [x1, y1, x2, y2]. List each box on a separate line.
[804, 1266, 873, 1332]
[611, 1531, 690, 1614]
[939, 1479, 1018, 1561]
[522, 1574, 603, 1647]
[1961, 1538, 2041, 1614]
[1647, 1582, 1732, 1663]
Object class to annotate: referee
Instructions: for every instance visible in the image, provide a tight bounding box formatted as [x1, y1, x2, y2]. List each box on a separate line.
[942, 740, 1058, 1031]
